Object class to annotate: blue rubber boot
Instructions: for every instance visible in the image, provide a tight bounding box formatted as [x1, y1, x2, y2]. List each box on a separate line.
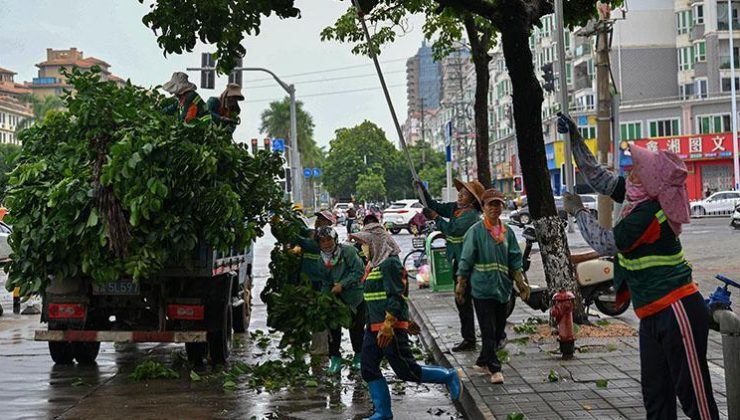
[366, 378, 393, 419]
[420, 366, 464, 401]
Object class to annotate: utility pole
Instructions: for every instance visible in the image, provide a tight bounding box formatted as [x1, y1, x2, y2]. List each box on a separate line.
[595, 18, 614, 227]
[555, 0, 575, 233]
[420, 97, 426, 163]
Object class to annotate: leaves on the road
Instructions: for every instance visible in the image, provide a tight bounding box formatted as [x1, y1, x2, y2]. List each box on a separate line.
[129, 360, 179, 381]
[596, 379, 609, 388]
[547, 369, 560, 383]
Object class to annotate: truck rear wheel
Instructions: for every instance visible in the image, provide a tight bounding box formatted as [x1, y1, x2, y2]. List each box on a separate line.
[185, 343, 207, 364]
[73, 342, 101, 365]
[49, 341, 75, 365]
[207, 275, 233, 366]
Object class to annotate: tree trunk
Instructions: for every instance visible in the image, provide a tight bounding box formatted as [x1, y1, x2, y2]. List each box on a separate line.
[464, 16, 493, 189]
[496, 5, 587, 322]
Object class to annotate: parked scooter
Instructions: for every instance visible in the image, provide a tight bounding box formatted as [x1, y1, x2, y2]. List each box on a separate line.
[730, 203, 740, 230]
[505, 222, 630, 317]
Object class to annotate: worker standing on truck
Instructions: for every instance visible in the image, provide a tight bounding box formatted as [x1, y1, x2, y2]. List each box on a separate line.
[162, 72, 208, 124]
[315, 226, 366, 374]
[559, 114, 719, 420]
[350, 227, 463, 420]
[207, 83, 244, 134]
[417, 179, 485, 353]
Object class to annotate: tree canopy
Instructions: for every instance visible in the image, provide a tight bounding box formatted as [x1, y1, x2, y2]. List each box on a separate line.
[259, 97, 324, 167]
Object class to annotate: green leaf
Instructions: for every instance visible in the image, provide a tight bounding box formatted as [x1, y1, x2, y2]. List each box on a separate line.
[223, 380, 237, 391]
[596, 379, 608, 388]
[86, 209, 99, 227]
[190, 370, 202, 382]
[507, 413, 524, 420]
[548, 369, 560, 383]
[305, 379, 318, 388]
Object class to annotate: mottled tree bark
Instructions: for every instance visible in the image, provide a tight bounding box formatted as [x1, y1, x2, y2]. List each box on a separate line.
[464, 15, 493, 188]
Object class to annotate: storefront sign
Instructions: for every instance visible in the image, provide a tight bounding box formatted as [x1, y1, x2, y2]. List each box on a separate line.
[630, 133, 737, 161]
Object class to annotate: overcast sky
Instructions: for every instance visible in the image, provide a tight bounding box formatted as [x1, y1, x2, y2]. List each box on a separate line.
[0, 0, 426, 151]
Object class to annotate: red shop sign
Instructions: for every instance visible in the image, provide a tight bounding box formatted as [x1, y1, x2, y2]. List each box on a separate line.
[631, 133, 736, 160]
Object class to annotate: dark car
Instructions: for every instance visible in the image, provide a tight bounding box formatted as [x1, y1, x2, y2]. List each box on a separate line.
[510, 196, 570, 225]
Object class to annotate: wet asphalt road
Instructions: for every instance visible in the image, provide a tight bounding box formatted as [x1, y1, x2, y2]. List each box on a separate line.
[0, 227, 463, 420]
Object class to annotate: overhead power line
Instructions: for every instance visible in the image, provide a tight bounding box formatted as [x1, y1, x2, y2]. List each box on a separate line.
[243, 70, 406, 89]
[244, 83, 406, 104]
[243, 58, 408, 83]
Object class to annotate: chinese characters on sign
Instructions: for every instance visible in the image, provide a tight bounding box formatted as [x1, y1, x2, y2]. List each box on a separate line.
[667, 138, 681, 154]
[631, 133, 735, 160]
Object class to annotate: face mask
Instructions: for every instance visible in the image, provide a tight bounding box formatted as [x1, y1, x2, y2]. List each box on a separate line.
[361, 244, 371, 259]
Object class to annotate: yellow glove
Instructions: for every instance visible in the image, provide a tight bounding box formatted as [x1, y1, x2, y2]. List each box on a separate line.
[376, 312, 396, 348]
[455, 277, 467, 305]
[289, 245, 303, 255]
[514, 271, 530, 301]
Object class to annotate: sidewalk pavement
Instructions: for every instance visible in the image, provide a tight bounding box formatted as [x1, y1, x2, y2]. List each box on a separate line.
[408, 288, 730, 420]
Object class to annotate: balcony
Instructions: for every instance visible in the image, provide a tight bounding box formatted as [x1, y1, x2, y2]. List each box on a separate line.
[574, 43, 592, 58]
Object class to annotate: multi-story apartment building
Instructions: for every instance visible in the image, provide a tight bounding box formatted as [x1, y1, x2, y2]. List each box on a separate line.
[28, 48, 124, 97]
[0, 95, 33, 144]
[404, 42, 442, 146]
[486, 0, 740, 199]
[0, 67, 32, 100]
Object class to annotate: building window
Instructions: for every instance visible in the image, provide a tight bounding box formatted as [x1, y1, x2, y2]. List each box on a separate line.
[678, 47, 695, 70]
[578, 125, 596, 140]
[694, 41, 706, 62]
[680, 83, 695, 100]
[695, 78, 708, 98]
[564, 31, 571, 52]
[576, 94, 595, 111]
[694, 4, 704, 25]
[717, 2, 740, 30]
[721, 77, 740, 92]
[696, 114, 731, 134]
[676, 10, 693, 34]
[649, 119, 680, 137]
[620, 122, 643, 140]
[566, 63, 573, 85]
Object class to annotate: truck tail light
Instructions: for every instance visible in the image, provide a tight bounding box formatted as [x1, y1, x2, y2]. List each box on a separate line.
[48, 303, 86, 319]
[167, 304, 205, 321]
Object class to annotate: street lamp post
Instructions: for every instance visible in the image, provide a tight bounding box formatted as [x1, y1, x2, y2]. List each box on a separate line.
[186, 66, 303, 204]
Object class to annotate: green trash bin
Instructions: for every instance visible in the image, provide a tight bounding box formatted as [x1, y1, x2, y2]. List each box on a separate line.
[426, 232, 454, 292]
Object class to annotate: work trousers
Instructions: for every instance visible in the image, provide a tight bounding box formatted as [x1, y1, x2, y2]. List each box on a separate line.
[360, 328, 422, 383]
[640, 292, 719, 420]
[473, 297, 508, 373]
[453, 259, 476, 343]
[329, 301, 366, 357]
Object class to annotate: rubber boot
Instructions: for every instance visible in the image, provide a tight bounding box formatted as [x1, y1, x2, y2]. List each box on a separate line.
[327, 356, 343, 375]
[366, 378, 392, 419]
[420, 366, 464, 401]
[352, 354, 362, 370]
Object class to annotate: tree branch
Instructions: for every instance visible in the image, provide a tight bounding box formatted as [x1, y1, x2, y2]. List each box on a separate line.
[435, 0, 498, 19]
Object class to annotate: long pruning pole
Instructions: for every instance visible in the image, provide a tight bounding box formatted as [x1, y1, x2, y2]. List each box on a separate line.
[351, 0, 428, 206]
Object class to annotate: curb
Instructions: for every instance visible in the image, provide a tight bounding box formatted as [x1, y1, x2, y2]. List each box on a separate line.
[409, 295, 496, 420]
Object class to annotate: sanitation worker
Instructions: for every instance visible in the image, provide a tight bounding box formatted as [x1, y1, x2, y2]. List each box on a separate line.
[314, 226, 366, 374]
[417, 179, 485, 352]
[457, 189, 530, 384]
[559, 114, 719, 420]
[350, 227, 462, 420]
[207, 83, 244, 133]
[161, 72, 208, 124]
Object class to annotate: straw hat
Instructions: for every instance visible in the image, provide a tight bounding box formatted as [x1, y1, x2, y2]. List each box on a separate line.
[453, 179, 485, 207]
[220, 83, 244, 101]
[481, 189, 506, 206]
[162, 72, 197, 96]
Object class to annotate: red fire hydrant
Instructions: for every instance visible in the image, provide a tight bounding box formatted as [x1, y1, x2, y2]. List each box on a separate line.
[550, 289, 576, 359]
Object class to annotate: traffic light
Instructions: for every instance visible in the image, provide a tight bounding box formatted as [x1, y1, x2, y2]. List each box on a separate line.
[201, 53, 215, 89]
[251, 138, 258, 155]
[513, 176, 524, 193]
[541, 63, 555, 93]
[264, 137, 271, 151]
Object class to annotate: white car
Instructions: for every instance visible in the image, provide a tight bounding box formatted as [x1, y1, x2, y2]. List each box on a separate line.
[382, 200, 423, 234]
[0, 222, 11, 261]
[333, 202, 351, 225]
[691, 191, 740, 217]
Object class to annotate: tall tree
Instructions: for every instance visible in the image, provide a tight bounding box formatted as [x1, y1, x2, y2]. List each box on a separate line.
[321, 0, 494, 187]
[337, 0, 614, 321]
[323, 121, 404, 201]
[355, 169, 387, 203]
[17, 94, 64, 130]
[259, 97, 324, 167]
[0, 143, 21, 203]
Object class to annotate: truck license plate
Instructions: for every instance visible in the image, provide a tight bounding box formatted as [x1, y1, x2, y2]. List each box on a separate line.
[92, 279, 140, 295]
